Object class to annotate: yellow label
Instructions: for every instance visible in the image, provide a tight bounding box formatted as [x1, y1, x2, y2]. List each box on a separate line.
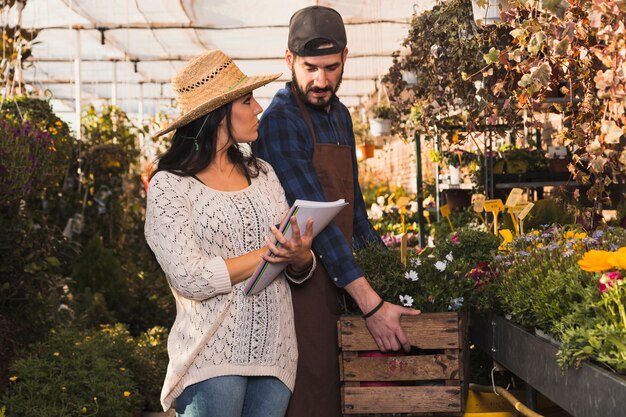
[484, 199, 504, 212]
[396, 196, 410, 209]
[509, 202, 528, 215]
[472, 194, 486, 212]
[505, 188, 523, 207]
[440, 204, 451, 217]
[518, 202, 534, 220]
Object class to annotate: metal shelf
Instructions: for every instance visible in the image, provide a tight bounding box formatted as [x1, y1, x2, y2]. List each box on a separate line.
[470, 314, 626, 417]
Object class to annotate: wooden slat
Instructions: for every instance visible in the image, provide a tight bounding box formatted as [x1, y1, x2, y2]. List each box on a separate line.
[343, 386, 462, 414]
[339, 313, 460, 351]
[342, 352, 460, 381]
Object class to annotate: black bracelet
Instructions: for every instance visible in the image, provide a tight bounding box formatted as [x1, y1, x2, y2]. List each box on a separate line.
[362, 299, 385, 319]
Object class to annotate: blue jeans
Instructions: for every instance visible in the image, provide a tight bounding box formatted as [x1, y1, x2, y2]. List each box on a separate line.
[175, 375, 291, 417]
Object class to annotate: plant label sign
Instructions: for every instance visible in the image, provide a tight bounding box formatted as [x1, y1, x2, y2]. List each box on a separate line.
[505, 188, 523, 207]
[472, 194, 486, 212]
[484, 199, 504, 235]
[440, 204, 454, 231]
[517, 202, 534, 220]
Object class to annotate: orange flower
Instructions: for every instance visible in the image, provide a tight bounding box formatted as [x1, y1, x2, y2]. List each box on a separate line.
[578, 250, 614, 272]
[608, 247, 626, 270]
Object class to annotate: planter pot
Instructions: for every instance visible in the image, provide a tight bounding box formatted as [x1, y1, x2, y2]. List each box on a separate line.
[362, 143, 375, 159]
[471, 314, 626, 417]
[369, 118, 391, 137]
[449, 165, 461, 185]
[505, 159, 529, 174]
[443, 189, 472, 210]
[549, 158, 569, 173]
[338, 312, 468, 415]
[470, 0, 504, 26]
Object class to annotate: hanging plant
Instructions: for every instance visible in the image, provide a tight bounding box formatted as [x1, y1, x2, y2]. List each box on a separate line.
[384, 0, 510, 140]
[483, 0, 626, 218]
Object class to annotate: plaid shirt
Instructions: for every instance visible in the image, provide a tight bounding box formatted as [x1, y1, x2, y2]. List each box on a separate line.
[252, 83, 381, 288]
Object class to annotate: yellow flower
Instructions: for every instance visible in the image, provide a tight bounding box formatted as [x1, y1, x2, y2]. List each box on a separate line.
[565, 231, 587, 240]
[9, 376, 17, 381]
[119, 367, 126, 372]
[81, 407, 87, 414]
[608, 247, 626, 270]
[53, 352, 60, 357]
[498, 229, 513, 251]
[123, 391, 131, 397]
[578, 250, 614, 272]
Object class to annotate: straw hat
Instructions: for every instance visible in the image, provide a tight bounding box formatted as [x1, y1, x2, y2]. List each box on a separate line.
[154, 50, 280, 137]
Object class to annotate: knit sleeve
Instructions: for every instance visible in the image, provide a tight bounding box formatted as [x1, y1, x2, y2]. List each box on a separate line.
[144, 172, 232, 301]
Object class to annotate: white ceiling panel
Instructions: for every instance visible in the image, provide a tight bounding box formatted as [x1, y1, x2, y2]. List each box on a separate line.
[16, 0, 438, 119]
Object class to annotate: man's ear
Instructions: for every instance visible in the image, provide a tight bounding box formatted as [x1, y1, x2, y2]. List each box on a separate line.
[285, 49, 295, 70]
[342, 47, 349, 64]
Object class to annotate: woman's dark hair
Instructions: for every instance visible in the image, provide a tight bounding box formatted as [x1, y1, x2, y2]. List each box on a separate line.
[152, 101, 266, 180]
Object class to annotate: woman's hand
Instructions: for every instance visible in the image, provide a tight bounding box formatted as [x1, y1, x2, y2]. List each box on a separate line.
[262, 216, 314, 269]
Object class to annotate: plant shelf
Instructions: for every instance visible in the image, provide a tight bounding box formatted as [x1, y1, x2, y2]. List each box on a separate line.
[470, 314, 626, 417]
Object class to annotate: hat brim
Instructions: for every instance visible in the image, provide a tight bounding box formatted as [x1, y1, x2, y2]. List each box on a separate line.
[154, 73, 281, 137]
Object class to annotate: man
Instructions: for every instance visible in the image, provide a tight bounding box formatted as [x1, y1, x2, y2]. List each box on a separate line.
[252, 6, 420, 417]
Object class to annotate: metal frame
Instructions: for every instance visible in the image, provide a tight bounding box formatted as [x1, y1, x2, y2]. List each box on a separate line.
[470, 314, 626, 417]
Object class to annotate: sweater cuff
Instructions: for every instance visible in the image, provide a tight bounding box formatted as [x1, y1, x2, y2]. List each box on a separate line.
[208, 257, 232, 294]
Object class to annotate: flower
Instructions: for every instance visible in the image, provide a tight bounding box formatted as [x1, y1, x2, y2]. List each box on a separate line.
[405, 270, 419, 281]
[410, 257, 422, 267]
[445, 252, 454, 262]
[399, 294, 414, 307]
[448, 297, 464, 311]
[578, 250, 614, 272]
[451, 233, 460, 245]
[598, 271, 624, 294]
[608, 247, 626, 270]
[434, 260, 447, 271]
[9, 376, 17, 381]
[123, 391, 131, 397]
[53, 352, 60, 357]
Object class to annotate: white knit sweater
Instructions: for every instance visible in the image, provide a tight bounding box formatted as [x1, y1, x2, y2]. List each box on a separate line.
[144, 163, 298, 411]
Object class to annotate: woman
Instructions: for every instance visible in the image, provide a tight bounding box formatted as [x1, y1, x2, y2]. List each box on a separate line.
[145, 50, 316, 417]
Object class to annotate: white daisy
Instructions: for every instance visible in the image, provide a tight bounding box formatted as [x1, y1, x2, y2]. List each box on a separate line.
[405, 270, 419, 281]
[410, 257, 422, 267]
[445, 251, 454, 262]
[399, 294, 414, 307]
[434, 260, 447, 272]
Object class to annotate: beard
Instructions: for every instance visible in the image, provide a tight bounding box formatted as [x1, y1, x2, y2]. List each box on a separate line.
[292, 67, 344, 110]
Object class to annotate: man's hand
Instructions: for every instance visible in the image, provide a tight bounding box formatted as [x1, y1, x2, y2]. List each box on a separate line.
[344, 277, 421, 352]
[364, 301, 420, 352]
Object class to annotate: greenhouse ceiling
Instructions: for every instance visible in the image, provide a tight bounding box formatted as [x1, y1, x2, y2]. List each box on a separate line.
[12, 0, 437, 122]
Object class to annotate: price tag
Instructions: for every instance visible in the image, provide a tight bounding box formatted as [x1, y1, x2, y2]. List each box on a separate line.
[484, 199, 504, 235]
[518, 202, 534, 234]
[505, 188, 523, 208]
[439, 204, 454, 231]
[472, 194, 486, 212]
[396, 196, 410, 209]
[440, 204, 451, 218]
[518, 202, 534, 220]
[483, 199, 504, 212]
[509, 203, 528, 216]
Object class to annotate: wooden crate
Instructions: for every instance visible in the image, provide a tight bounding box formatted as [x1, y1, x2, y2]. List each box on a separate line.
[338, 312, 468, 416]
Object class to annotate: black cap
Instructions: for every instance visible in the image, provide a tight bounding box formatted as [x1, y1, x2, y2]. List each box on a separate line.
[288, 6, 347, 56]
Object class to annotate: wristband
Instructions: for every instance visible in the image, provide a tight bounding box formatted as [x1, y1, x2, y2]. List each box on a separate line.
[362, 299, 385, 319]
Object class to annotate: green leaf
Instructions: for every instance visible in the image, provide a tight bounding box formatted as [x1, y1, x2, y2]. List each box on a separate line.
[531, 62, 552, 87]
[45, 256, 61, 267]
[528, 31, 546, 55]
[554, 38, 570, 56]
[518, 74, 533, 88]
[542, 0, 570, 19]
[483, 47, 500, 65]
[510, 28, 526, 39]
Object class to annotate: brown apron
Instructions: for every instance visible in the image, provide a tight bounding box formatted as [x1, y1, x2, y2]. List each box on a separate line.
[286, 86, 355, 417]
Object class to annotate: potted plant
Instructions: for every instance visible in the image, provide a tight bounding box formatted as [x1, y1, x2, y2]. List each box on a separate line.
[352, 111, 376, 159]
[369, 104, 392, 137]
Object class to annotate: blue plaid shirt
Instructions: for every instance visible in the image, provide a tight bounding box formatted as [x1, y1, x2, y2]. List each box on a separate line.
[252, 83, 380, 288]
